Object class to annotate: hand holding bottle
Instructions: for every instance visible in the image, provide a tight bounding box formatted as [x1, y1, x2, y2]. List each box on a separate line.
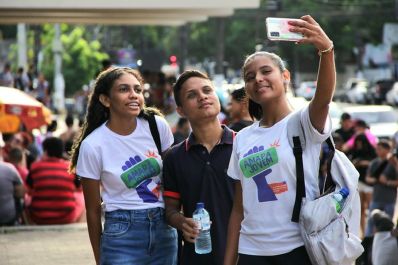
[181, 217, 199, 243]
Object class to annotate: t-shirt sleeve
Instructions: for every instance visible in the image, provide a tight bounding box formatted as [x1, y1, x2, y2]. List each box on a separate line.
[156, 115, 174, 152]
[227, 138, 241, 181]
[8, 164, 22, 185]
[76, 140, 102, 180]
[162, 150, 181, 200]
[383, 163, 397, 180]
[300, 105, 332, 144]
[367, 160, 377, 176]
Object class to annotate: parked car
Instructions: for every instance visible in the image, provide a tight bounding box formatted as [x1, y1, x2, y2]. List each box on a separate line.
[367, 79, 395, 104]
[287, 95, 343, 131]
[334, 78, 368, 103]
[385, 82, 398, 106]
[343, 105, 398, 140]
[344, 78, 369, 104]
[295, 81, 317, 100]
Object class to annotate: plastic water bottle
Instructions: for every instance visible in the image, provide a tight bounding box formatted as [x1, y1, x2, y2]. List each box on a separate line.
[192, 202, 212, 254]
[332, 187, 350, 213]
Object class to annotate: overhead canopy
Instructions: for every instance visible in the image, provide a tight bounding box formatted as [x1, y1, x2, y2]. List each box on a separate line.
[0, 0, 260, 25]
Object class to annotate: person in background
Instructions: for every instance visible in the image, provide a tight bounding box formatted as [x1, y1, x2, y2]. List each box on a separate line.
[69, 67, 177, 265]
[364, 140, 395, 237]
[35, 72, 50, 106]
[173, 117, 191, 146]
[26, 137, 84, 225]
[8, 147, 29, 183]
[227, 87, 253, 132]
[60, 115, 77, 158]
[225, 15, 335, 265]
[347, 133, 377, 235]
[370, 209, 398, 265]
[14, 67, 30, 92]
[0, 133, 25, 226]
[163, 70, 235, 265]
[0, 62, 14, 87]
[343, 119, 378, 152]
[334, 112, 354, 143]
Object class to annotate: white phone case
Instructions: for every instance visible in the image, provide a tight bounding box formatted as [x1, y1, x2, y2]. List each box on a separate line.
[266, 17, 304, 41]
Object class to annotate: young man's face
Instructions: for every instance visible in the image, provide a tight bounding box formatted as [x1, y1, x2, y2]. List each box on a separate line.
[176, 77, 221, 122]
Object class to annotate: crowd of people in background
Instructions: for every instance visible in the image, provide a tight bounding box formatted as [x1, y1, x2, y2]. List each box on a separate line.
[332, 112, 398, 265]
[0, 62, 51, 108]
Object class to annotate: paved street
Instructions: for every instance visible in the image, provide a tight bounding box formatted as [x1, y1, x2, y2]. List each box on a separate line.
[0, 223, 95, 265]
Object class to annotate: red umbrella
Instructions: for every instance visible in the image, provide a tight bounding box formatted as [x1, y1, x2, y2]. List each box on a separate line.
[0, 86, 52, 133]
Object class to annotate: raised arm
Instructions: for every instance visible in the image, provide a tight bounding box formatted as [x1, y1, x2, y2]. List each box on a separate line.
[290, 15, 336, 132]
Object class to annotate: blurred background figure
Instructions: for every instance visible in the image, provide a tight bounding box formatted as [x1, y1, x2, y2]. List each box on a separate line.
[370, 209, 398, 265]
[35, 72, 49, 106]
[26, 137, 84, 225]
[0, 62, 14, 87]
[59, 115, 77, 158]
[14, 66, 30, 92]
[226, 87, 253, 132]
[334, 112, 354, 144]
[347, 133, 377, 235]
[173, 117, 191, 146]
[0, 133, 25, 226]
[344, 120, 378, 153]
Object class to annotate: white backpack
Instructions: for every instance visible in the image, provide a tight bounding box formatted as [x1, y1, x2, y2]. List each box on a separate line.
[287, 109, 364, 265]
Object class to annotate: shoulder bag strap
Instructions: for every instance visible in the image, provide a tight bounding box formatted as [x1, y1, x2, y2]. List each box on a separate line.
[147, 114, 162, 155]
[291, 136, 306, 223]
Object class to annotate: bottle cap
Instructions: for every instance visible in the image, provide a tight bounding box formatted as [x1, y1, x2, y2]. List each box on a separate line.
[340, 187, 350, 198]
[196, 202, 204, 209]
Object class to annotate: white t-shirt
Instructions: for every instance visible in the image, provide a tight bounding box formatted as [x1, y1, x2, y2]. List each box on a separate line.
[228, 106, 331, 256]
[76, 115, 173, 212]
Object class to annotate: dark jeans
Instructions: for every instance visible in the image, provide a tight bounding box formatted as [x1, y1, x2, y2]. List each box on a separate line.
[238, 246, 312, 265]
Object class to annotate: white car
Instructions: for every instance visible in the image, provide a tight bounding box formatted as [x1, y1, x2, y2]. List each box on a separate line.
[345, 79, 369, 104]
[295, 81, 317, 100]
[287, 95, 343, 131]
[343, 105, 398, 140]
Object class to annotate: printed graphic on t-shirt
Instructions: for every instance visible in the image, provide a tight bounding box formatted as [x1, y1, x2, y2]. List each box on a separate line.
[120, 151, 161, 203]
[239, 142, 288, 202]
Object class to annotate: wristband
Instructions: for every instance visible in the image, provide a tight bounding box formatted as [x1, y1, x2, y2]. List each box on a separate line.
[318, 42, 334, 56]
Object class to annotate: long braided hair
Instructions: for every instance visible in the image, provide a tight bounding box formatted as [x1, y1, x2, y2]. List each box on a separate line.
[69, 67, 162, 173]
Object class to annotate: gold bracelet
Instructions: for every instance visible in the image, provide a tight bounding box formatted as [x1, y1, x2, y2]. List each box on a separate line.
[318, 42, 334, 56]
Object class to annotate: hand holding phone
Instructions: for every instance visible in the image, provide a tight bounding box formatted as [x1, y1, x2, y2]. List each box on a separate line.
[266, 17, 304, 42]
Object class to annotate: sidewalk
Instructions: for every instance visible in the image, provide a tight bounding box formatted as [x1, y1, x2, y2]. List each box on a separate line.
[0, 223, 95, 265]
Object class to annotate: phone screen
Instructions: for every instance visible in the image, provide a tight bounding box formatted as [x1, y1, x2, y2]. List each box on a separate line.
[266, 17, 304, 42]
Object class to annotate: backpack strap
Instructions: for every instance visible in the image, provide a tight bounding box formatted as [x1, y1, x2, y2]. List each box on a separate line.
[147, 114, 162, 155]
[291, 135, 306, 223]
[323, 138, 337, 194]
[287, 110, 307, 223]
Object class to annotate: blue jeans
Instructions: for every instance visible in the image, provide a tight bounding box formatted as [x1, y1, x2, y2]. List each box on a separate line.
[100, 207, 177, 265]
[364, 201, 396, 237]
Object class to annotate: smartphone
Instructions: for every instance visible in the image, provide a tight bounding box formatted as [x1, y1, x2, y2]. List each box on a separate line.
[266, 17, 304, 42]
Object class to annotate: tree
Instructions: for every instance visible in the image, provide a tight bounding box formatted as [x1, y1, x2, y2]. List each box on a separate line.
[39, 24, 109, 96]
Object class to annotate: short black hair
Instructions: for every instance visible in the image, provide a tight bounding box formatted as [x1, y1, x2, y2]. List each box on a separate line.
[341, 112, 351, 121]
[8, 147, 23, 163]
[355, 119, 369, 129]
[176, 117, 188, 128]
[231, 87, 246, 102]
[377, 139, 391, 150]
[43, 137, 64, 158]
[173, 70, 210, 107]
[371, 209, 394, 232]
[65, 115, 74, 127]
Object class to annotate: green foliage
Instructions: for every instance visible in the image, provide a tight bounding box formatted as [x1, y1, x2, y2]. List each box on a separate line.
[39, 24, 109, 96]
